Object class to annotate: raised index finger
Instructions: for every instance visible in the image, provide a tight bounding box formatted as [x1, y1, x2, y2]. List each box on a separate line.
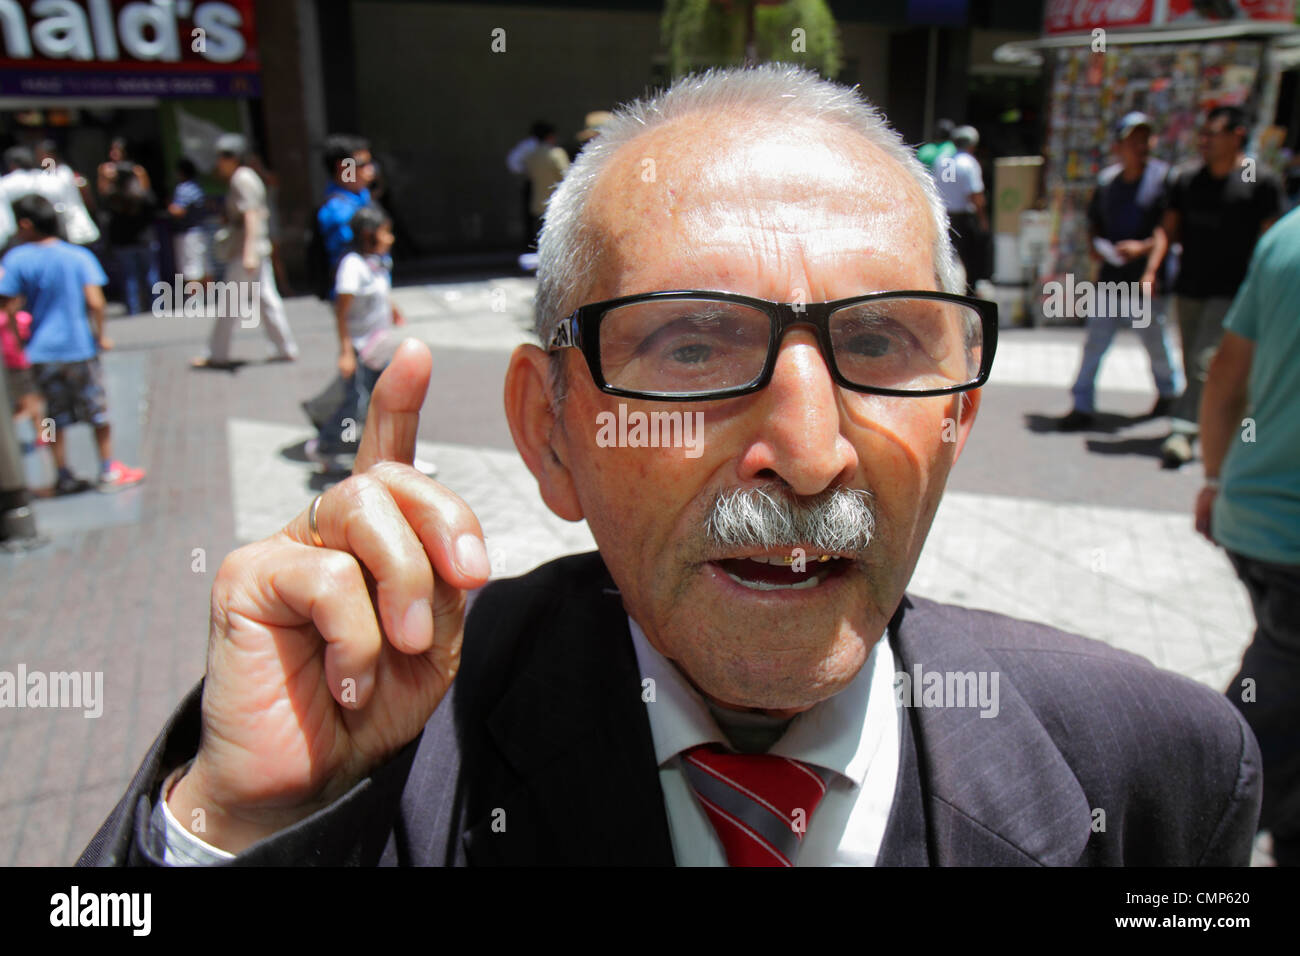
[354, 338, 431, 473]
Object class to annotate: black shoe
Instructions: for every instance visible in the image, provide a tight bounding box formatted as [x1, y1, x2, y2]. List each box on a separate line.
[1148, 396, 1175, 418]
[1056, 410, 1095, 432]
[53, 473, 92, 496]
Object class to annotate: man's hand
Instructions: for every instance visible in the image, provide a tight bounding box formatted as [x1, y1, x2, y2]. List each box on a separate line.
[168, 340, 491, 853]
[1115, 239, 1148, 262]
[1195, 485, 1218, 543]
[338, 347, 357, 380]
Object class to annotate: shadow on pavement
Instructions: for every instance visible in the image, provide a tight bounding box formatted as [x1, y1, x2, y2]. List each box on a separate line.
[1084, 435, 1167, 460]
[1023, 411, 1151, 435]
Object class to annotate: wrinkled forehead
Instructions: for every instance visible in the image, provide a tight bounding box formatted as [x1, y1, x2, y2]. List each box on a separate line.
[586, 112, 939, 291]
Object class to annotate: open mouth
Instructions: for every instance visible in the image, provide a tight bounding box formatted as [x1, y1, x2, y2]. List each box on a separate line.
[711, 553, 853, 591]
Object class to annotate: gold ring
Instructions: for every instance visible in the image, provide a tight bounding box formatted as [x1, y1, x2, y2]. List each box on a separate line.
[308, 493, 325, 547]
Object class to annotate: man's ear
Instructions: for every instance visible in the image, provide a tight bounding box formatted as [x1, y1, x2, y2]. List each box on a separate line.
[504, 344, 585, 522]
[949, 388, 981, 463]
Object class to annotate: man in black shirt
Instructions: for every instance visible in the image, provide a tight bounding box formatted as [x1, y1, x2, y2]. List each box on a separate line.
[1160, 106, 1282, 467]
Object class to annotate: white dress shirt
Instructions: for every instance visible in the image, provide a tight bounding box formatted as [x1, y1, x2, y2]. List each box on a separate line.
[628, 618, 900, 866]
[160, 617, 901, 866]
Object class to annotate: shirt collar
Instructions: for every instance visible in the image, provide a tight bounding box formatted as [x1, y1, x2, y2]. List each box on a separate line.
[627, 616, 894, 789]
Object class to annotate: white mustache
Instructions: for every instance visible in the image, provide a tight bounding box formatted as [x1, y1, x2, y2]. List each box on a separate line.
[706, 484, 876, 555]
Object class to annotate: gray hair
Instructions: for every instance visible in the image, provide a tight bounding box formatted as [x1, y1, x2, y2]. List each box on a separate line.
[535, 62, 962, 401]
[707, 483, 877, 556]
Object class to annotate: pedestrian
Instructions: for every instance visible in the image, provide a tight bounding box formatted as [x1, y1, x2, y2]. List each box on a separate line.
[1196, 204, 1300, 867]
[0, 195, 144, 493]
[316, 134, 376, 280]
[305, 205, 395, 468]
[933, 125, 987, 293]
[506, 122, 543, 251]
[35, 139, 99, 247]
[191, 133, 297, 369]
[917, 118, 956, 171]
[1056, 112, 1182, 431]
[96, 138, 158, 315]
[524, 122, 569, 253]
[1159, 106, 1283, 467]
[1, 146, 47, 248]
[0, 304, 42, 442]
[302, 206, 434, 476]
[167, 158, 212, 286]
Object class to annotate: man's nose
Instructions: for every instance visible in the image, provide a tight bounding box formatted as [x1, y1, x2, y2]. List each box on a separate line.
[736, 329, 859, 496]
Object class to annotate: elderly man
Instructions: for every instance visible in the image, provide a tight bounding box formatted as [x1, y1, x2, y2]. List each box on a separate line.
[81, 66, 1257, 867]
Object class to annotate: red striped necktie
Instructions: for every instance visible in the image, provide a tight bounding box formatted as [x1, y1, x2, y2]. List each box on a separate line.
[681, 744, 832, 867]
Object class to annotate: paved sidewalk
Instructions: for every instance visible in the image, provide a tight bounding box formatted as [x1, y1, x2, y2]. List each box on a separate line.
[0, 279, 1259, 865]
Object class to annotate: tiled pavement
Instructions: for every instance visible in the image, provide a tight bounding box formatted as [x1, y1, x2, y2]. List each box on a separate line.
[0, 278, 1259, 865]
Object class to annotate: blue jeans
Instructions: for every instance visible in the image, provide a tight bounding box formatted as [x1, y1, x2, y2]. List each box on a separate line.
[111, 242, 159, 315]
[1070, 296, 1182, 413]
[317, 364, 382, 453]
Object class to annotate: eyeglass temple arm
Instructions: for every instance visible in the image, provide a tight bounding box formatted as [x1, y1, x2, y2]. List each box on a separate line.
[547, 314, 576, 351]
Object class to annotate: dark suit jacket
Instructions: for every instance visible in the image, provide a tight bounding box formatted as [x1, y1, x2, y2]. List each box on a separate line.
[79, 551, 1261, 866]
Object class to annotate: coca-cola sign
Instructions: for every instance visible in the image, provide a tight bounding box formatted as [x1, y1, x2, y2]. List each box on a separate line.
[1045, 0, 1295, 34]
[1045, 0, 1156, 34]
[0, 0, 259, 97]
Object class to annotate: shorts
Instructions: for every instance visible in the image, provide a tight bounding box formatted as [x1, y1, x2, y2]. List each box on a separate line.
[5, 364, 37, 412]
[32, 358, 109, 428]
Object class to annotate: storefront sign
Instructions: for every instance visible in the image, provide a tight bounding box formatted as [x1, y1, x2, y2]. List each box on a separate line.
[1045, 0, 1295, 35]
[0, 0, 259, 97]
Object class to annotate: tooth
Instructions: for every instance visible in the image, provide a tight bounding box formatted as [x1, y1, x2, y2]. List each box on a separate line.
[724, 569, 824, 591]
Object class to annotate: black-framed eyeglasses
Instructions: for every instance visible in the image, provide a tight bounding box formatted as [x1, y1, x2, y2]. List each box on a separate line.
[546, 290, 998, 401]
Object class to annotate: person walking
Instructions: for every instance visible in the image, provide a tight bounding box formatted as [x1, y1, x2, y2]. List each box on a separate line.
[524, 123, 569, 251]
[35, 139, 99, 247]
[1196, 205, 1300, 866]
[317, 135, 376, 278]
[96, 138, 157, 315]
[192, 134, 297, 369]
[0, 195, 144, 493]
[1159, 106, 1282, 467]
[1057, 113, 1182, 431]
[302, 205, 434, 476]
[933, 125, 987, 293]
[167, 158, 212, 286]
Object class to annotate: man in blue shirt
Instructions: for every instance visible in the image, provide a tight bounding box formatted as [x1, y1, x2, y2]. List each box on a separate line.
[317, 135, 376, 278]
[1197, 205, 1300, 866]
[0, 195, 145, 494]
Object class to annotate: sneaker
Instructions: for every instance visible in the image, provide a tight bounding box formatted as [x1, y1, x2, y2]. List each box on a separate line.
[98, 460, 145, 492]
[1148, 396, 1175, 418]
[304, 438, 352, 474]
[303, 437, 329, 466]
[1160, 433, 1194, 469]
[1056, 409, 1095, 432]
[54, 472, 92, 496]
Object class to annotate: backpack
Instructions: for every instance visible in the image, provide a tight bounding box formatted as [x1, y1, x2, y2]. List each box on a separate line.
[306, 202, 333, 301]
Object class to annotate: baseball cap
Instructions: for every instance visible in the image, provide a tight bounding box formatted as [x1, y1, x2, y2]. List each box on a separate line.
[215, 132, 247, 157]
[1116, 112, 1153, 139]
[952, 125, 978, 146]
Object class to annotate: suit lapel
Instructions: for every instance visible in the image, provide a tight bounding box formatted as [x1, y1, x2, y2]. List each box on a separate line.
[876, 690, 931, 865]
[889, 595, 1093, 866]
[466, 555, 675, 865]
